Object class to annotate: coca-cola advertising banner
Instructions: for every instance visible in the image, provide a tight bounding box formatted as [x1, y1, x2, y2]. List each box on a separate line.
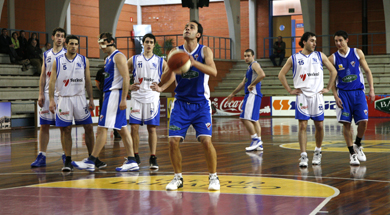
[210, 96, 271, 116]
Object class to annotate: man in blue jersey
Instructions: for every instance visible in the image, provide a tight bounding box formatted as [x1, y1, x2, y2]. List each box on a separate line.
[163, 20, 220, 191]
[227, 49, 265, 151]
[329, 30, 375, 165]
[72, 32, 139, 172]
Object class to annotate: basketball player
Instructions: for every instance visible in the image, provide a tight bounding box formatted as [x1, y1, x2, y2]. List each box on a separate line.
[127, 33, 173, 169]
[48, 35, 98, 171]
[227, 49, 265, 151]
[278, 32, 337, 167]
[72, 32, 139, 172]
[163, 20, 220, 191]
[329, 30, 375, 165]
[31, 27, 66, 167]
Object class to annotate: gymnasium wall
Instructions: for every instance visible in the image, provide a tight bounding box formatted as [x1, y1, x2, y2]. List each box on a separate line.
[0, 0, 386, 58]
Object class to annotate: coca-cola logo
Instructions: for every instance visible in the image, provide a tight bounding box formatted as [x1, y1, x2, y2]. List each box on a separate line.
[212, 97, 244, 113]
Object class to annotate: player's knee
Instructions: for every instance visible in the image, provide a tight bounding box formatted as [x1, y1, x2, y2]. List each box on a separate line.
[61, 126, 72, 134]
[130, 125, 139, 134]
[147, 125, 156, 133]
[83, 124, 93, 132]
[200, 138, 213, 148]
[40, 124, 50, 132]
[168, 138, 180, 149]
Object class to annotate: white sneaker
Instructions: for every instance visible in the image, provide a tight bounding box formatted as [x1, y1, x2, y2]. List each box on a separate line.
[208, 175, 220, 191]
[115, 158, 140, 172]
[353, 144, 366, 162]
[166, 176, 183, 190]
[72, 158, 95, 172]
[312, 151, 322, 165]
[350, 154, 360, 166]
[299, 155, 308, 167]
[245, 139, 263, 151]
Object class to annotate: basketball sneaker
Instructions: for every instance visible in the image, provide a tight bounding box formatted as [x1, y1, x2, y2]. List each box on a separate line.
[166, 175, 184, 190]
[353, 143, 366, 162]
[31, 152, 46, 167]
[62, 159, 74, 172]
[312, 151, 322, 165]
[115, 158, 139, 172]
[299, 155, 308, 167]
[208, 175, 220, 191]
[95, 158, 107, 169]
[72, 158, 95, 172]
[350, 154, 360, 166]
[245, 139, 263, 152]
[149, 155, 159, 170]
[135, 154, 141, 165]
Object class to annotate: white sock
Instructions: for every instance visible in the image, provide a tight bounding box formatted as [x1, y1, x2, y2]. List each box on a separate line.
[174, 173, 182, 178]
[251, 134, 258, 139]
[39, 151, 46, 156]
[315, 147, 321, 152]
[301, 152, 307, 157]
[209, 173, 217, 178]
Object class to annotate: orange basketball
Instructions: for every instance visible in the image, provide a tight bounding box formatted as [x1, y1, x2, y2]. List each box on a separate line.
[167, 50, 191, 75]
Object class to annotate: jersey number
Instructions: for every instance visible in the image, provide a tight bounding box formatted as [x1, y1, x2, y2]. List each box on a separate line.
[63, 65, 67, 70]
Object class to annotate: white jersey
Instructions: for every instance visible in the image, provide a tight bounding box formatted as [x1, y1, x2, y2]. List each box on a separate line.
[55, 53, 87, 97]
[43, 48, 67, 96]
[292, 51, 324, 97]
[131, 54, 163, 103]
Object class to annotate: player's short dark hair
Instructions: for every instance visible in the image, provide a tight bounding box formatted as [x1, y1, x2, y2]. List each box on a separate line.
[65, 35, 79, 44]
[190, 20, 203, 42]
[99, 32, 115, 43]
[244, 49, 255, 56]
[334, 30, 348, 40]
[299, 32, 316, 48]
[142, 33, 156, 44]
[52, 27, 66, 37]
[2, 28, 7, 32]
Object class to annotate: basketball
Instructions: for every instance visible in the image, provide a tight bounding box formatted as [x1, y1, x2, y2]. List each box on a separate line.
[167, 50, 191, 75]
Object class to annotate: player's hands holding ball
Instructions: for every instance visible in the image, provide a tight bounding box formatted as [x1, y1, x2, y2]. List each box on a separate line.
[167, 50, 191, 75]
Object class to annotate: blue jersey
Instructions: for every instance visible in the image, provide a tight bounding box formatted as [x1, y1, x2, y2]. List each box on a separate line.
[174, 44, 210, 103]
[103, 50, 126, 92]
[244, 61, 262, 96]
[334, 48, 365, 91]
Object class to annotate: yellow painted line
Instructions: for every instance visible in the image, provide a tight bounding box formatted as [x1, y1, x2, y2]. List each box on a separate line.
[31, 175, 337, 198]
[281, 140, 390, 152]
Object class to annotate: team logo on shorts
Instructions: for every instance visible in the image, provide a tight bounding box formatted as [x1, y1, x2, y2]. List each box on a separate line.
[364, 110, 368, 115]
[100, 115, 104, 121]
[205, 122, 212, 130]
[299, 103, 308, 110]
[342, 112, 350, 117]
[169, 125, 181, 131]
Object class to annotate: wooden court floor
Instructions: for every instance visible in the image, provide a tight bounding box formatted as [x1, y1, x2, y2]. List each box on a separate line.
[0, 117, 390, 215]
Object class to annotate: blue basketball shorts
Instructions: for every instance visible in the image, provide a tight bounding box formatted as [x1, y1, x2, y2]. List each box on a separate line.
[168, 99, 212, 140]
[98, 90, 127, 130]
[240, 93, 262, 121]
[336, 89, 368, 124]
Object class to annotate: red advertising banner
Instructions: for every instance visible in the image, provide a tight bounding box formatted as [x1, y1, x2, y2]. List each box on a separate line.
[368, 95, 390, 117]
[210, 96, 271, 116]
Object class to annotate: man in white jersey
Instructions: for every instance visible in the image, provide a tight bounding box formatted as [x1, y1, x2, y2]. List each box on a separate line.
[31, 28, 66, 168]
[72, 32, 139, 172]
[329, 30, 375, 165]
[127, 33, 173, 169]
[227, 49, 265, 151]
[49, 35, 97, 171]
[278, 32, 337, 167]
[162, 21, 220, 191]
